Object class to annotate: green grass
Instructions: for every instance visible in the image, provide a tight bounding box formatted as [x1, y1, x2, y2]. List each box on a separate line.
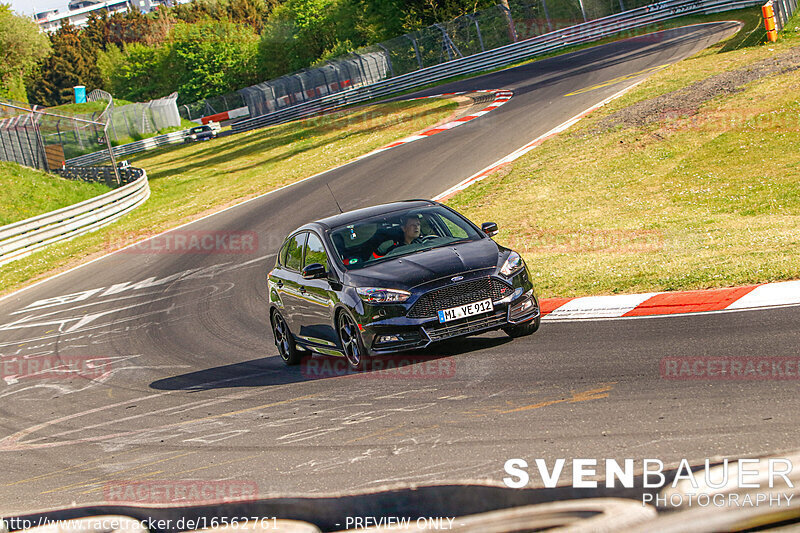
[0, 98, 458, 294]
[0, 162, 111, 226]
[108, 119, 198, 147]
[48, 99, 134, 115]
[3, 10, 794, 295]
[375, 7, 766, 103]
[447, 15, 800, 298]
[46, 100, 196, 147]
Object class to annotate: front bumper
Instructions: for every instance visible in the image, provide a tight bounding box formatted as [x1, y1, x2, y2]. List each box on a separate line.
[362, 289, 540, 355]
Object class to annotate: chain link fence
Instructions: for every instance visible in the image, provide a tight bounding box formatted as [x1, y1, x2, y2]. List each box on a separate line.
[0, 98, 112, 172]
[88, 90, 181, 143]
[180, 0, 668, 122]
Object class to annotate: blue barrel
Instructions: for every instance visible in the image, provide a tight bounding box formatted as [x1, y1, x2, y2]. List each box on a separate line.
[74, 85, 86, 104]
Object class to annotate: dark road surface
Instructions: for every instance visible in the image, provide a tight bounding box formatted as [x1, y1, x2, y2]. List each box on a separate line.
[2, 22, 798, 516]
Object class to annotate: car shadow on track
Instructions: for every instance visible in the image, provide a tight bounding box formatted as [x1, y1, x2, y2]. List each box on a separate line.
[149, 335, 513, 391]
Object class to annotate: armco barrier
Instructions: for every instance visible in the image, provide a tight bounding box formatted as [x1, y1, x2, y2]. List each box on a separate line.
[66, 0, 759, 163]
[0, 168, 150, 266]
[66, 130, 190, 166]
[55, 166, 144, 187]
[232, 0, 760, 133]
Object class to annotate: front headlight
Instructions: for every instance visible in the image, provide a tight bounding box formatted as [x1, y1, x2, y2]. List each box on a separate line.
[500, 251, 525, 277]
[356, 287, 411, 303]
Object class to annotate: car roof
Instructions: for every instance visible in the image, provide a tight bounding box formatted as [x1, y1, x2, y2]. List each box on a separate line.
[311, 200, 437, 230]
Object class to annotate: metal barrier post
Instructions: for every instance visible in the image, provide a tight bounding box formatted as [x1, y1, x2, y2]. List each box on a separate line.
[541, 0, 554, 31]
[406, 35, 424, 70]
[377, 44, 395, 77]
[498, 4, 519, 42]
[578, 0, 589, 21]
[104, 124, 120, 186]
[31, 107, 49, 172]
[467, 14, 485, 51]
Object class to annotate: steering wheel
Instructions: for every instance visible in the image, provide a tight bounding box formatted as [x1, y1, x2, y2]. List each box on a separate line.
[420, 234, 440, 242]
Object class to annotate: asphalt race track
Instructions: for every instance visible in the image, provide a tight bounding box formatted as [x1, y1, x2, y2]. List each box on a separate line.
[2, 22, 799, 517]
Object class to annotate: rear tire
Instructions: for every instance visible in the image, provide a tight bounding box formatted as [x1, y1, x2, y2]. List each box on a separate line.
[503, 315, 540, 338]
[338, 311, 368, 371]
[272, 311, 301, 365]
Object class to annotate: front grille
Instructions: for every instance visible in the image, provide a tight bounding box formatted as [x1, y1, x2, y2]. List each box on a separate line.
[424, 310, 507, 342]
[407, 277, 513, 319]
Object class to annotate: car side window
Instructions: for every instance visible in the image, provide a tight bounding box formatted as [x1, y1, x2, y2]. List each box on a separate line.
[283, 232, 306, 271]
[439, 213, 469, 238]
[305, 233, 328, 271]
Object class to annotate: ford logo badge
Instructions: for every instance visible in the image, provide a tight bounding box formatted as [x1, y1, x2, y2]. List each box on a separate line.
[451, 276, 464, 282]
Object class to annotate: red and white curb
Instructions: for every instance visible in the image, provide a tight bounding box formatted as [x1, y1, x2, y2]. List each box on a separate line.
[540, 280, 800, 320]
[4, 81, 798, 320]
[432, 80, 648, 202]
[355, 90, 513, 160]
[428, 81, 800, 320]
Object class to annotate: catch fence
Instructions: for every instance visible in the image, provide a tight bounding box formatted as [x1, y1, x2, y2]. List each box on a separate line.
[87, 90, 182, 143]
[182, 0, 678, 122]
[0, 98, 115, 175]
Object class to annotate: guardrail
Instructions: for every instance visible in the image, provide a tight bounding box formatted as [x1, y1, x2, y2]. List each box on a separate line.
[66, 130, 190, 166]
[232, 0, 761, 133]
[65, 0, 761, 162]
[0, 168, 150, 266]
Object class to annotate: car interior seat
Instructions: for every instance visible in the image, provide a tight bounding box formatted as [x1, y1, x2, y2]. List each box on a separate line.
[370, 226, 404, 258]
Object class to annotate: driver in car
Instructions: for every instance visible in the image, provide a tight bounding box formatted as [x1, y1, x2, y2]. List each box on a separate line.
[373, 215, 432, 258]
[397, 216, 423, 246]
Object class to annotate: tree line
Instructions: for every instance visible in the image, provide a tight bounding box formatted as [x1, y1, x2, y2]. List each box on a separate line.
[1, 0, 500, 107]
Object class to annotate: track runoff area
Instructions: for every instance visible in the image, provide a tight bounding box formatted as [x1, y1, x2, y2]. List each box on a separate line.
[1, 22, 799, 529]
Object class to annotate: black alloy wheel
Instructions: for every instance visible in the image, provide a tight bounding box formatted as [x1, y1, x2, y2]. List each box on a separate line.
[272, 311, 301, 365]
[338, 312, 367, 371]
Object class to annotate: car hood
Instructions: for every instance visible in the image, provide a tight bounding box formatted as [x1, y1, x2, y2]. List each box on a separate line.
[344, 238, 504, 290]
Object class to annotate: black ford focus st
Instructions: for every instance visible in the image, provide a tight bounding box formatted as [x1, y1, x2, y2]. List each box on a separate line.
[267, 200, 540, 370]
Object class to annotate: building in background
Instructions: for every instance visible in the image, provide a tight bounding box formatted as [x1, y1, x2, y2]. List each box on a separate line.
[35, 0, 182, 32]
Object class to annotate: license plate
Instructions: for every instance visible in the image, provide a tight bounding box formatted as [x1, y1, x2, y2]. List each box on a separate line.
[437, 299, 493, 323]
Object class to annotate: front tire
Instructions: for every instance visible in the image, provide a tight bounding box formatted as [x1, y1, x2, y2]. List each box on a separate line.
[338, 311, 368, 371]
[503, 315, 540, 338]
[272, 311, 301, 365]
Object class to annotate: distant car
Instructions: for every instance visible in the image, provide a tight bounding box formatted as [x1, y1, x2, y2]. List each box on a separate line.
[184, 125, 217, 143]
[267, 200, 541, 371]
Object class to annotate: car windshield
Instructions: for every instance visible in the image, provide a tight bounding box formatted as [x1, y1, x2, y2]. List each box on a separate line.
[191, 126, 209, 133]
[328, 206, 482, 270]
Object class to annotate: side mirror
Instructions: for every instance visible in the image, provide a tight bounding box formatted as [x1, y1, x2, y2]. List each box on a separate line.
[481, 222, 498, 237]
[302, 263, 327, 280]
